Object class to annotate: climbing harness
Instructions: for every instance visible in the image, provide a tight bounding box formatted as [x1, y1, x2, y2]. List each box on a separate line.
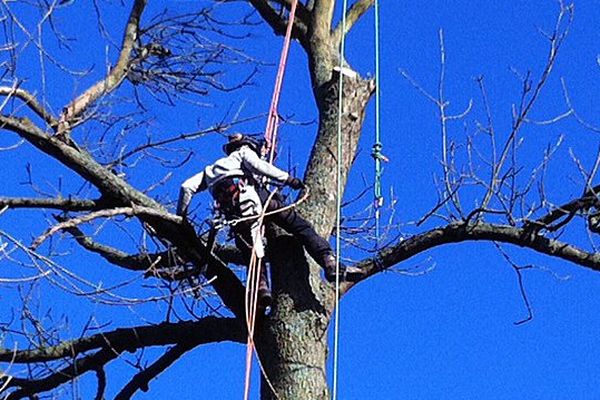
[212, 177, 244, 216]
[243, 1, 299, 399]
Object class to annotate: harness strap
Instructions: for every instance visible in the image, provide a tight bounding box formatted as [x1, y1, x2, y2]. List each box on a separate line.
[212, 177, 244, 214]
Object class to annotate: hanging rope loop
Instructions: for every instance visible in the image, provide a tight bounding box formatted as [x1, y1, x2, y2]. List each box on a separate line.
[243, 2, 298, 400]
[371, 142, 388, 210]
[372, 0, 386, 253]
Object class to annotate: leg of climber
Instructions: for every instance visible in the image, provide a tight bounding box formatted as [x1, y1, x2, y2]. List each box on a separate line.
[259, 189, 365, 283]
[233, 223, 272, 309]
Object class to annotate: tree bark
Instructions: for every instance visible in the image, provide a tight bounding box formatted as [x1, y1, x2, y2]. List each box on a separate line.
[258, 234, 331, 399]
[255, 26, 375, 398]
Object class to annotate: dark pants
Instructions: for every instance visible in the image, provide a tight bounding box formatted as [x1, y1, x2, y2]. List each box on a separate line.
[231, 223, 269, 291]
[231, 187, 333, 270]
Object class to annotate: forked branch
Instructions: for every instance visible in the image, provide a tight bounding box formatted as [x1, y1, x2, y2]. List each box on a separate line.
[113, 343, 195, 399]
[31, 206, 182, 250]
[348, 220, 600, 293]
[247, 0, 309, 47]
[332, 0, 375, 46]
[0, 86, 58, 128]
[1, 318, 243, 399]
[59, 0, 148, 131]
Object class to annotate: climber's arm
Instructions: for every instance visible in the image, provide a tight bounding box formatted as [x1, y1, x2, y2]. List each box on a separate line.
[177, 171, 207, 217]
[240, 147, 289, 184]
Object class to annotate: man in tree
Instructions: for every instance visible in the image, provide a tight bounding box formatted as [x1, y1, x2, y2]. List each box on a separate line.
[176, 134, 364, 304]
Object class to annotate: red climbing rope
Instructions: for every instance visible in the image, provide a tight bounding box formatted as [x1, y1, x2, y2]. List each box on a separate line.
[263, 0, 298, 163]
[244, 1, 298, 399]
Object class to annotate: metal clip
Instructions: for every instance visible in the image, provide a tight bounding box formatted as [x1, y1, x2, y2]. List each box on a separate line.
[371, 142, 389, 163]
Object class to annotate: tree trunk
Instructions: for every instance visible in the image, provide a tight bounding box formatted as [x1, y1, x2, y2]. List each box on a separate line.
[258, 235, 332, 400]
[257, 41, 374, 398]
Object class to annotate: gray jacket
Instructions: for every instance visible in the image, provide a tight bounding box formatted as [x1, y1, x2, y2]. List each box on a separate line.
[176, 145, 289, 216]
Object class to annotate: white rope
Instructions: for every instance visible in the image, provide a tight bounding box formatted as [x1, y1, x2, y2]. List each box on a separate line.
[332, 0, 348, 398]
[220, 188, 311, 228]
[243, 189, 281, 400]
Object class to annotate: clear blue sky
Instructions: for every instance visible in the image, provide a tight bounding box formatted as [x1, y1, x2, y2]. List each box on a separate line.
[3, 1, 600, 399]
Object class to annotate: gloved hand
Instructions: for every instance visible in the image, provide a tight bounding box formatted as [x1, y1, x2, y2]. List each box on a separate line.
[285, 176, 305, 190]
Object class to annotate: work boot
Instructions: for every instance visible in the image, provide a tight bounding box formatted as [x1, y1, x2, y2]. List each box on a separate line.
[257, 276, 272, 311]
[257, 287, 272, 310]
[322, 254, 365, 283]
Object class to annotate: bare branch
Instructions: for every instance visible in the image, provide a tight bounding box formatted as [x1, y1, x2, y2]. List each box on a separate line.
[94, 368, 106, 400]
[529, 184, 600, 231]
[0, 196, 107, 211]
[1, 318, 242, 398]
[479, 3, 573, 213]
[62, 220, 245, 273]
[0, 113, 164, 209]
[493, 242, 534, 325]
[59, 222, 171, 272]
[332, 0, 375, 46]
[31, 206, 182, 250]
[311, 0, 335, 39]
[0, 317, 243, 363]
[5, 347, 120, 400]
[59, 0, 148, 130]
[0, 86, 58, 128]
[106, 113, 264, 169]
[2, 317, 243, 398]
[437, 29, 464, 217]
[0, 114, 246, 317]
[349, 221, 600, 290]
[246, 0, 308, 47]
[114, 343, 195, 399]
[561, 78, 600, 133]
